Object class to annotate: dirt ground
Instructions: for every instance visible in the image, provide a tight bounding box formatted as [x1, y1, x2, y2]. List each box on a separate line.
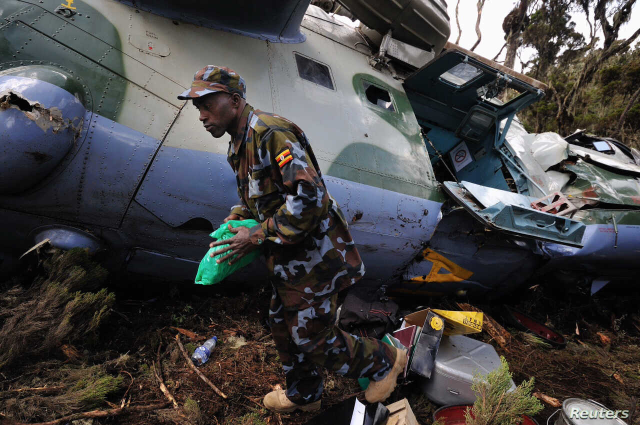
[0, 249, 639, 425]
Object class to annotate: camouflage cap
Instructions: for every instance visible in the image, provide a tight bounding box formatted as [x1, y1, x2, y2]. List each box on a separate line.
[177, 65, 246, 100]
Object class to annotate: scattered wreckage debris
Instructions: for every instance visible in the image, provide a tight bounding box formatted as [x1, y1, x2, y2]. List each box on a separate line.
[502, 307, 567, 349]
[1, 249, 639, 424]
[457, 303, 512, 351]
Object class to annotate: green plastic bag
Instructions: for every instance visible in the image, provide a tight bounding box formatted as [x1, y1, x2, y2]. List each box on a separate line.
[195, 219, 262, 285]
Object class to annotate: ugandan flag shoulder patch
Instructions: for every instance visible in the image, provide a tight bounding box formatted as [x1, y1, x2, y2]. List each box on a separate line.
[276, 148, 293, 168]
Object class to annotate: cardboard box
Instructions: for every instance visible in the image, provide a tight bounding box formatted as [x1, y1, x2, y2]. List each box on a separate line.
[386, 398, 420, 425]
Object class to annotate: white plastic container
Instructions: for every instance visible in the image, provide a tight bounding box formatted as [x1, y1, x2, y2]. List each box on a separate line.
[420, 335, 515, 405]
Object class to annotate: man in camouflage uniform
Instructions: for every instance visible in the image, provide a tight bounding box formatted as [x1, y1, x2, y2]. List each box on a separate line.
[178, 66, 406, 413]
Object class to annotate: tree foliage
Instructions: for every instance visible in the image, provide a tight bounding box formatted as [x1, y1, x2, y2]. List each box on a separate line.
[465, 357, 543, 425]
[510, 0, 640, 147]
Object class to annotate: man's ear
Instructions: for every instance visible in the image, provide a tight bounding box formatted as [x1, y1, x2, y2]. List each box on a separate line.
[230, 93, 242, 107]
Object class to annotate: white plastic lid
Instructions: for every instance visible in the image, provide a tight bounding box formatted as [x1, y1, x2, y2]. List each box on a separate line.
[562, 398, 628, 425]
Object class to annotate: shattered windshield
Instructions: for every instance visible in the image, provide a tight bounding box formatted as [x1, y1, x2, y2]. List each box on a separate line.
[440, 62, 482, 87]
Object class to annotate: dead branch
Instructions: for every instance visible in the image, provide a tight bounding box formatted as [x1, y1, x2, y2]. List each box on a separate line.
[175, 334, 228, 399]
[492, 43, 507, 61]
[153, 361, 179, 409]
[119, 370, 134, 408]
[6, 402, 170, 425]
[470, 0, 486, 52]
[0, 386, 64, 398]
[455, 0, 462, 44]
[533, 392, 561, 407]
[457, 303, 511, 351]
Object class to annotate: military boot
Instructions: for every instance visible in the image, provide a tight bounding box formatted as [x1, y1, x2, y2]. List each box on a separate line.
[364, 347, 407, 403]
[263, 389, 321, 413]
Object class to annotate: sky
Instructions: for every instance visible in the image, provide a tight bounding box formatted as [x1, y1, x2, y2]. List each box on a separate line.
[447, 0, 640, 73]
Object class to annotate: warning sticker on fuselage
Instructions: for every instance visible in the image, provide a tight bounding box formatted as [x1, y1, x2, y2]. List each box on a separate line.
[450, 141, 473, 172]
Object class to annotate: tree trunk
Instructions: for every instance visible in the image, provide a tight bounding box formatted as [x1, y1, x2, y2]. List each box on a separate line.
[616, 85, 640, 135]
[595, 0, 637, 50]
[455, 0, 462, 44]
[470, 0, 486, 52]
[503, 0, 529, 70]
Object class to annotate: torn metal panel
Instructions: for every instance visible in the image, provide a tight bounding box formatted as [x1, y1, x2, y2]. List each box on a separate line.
[0, 92, 72, 134]
[459, 180, 537, 209]
[569, 145, 640, 175]
[443, 181, 586, 247]
[563, 160, 640, 207]
[0, 76, 85, 195]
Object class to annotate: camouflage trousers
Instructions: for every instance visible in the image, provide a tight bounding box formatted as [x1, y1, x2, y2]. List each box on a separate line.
[268, 284, 397, 405]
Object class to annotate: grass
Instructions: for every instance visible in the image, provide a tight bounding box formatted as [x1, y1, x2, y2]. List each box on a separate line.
[231, 411, 267, 425]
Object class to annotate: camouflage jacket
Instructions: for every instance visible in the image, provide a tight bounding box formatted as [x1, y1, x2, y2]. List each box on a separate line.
[227, 104, 364, 310]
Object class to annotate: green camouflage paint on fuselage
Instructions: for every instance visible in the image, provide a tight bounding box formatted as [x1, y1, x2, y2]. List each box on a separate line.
[352, 73, 423, 146]
[0, 0, 126, 119]
[327, 73, 445, 202]
[329, 143, 446, 201]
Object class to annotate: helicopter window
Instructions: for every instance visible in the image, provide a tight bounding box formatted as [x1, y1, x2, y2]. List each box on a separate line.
[363, 81, 395, 112]
[440, 62, 482, 87]
[294, 53, 334, 90]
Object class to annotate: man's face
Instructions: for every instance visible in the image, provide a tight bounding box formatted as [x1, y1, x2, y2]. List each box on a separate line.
[193, 92, 238, 138]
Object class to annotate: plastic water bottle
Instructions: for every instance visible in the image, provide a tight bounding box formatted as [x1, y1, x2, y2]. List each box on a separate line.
[191, 336, 217, 366]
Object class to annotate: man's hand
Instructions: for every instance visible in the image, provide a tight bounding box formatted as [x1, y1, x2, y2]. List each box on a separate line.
[223, 213, 244, 223]
[209, 224, 259, 265]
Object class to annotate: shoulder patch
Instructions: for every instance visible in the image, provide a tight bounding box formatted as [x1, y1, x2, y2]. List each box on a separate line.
[276, 148, 293, 168]
[249, 113, 259, 129]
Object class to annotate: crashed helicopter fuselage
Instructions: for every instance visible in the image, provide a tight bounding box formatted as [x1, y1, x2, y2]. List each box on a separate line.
[0, 0, 638, 296]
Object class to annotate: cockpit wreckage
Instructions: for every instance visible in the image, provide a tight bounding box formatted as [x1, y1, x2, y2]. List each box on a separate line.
[1, 0, 638, 297]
